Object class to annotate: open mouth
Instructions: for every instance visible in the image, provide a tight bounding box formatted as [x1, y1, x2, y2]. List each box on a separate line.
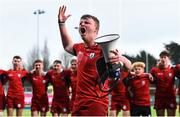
[79, 27, 86, 35]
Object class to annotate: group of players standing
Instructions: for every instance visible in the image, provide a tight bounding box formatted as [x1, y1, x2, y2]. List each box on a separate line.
[0, 50, 180, 117]
[109, 50, 180, 116]
[57, 5, 180, 116]
[1, 4, 180, 117]
[0, 56, 78, 116]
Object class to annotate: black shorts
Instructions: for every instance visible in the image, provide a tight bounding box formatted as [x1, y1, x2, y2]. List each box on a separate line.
[130, 104, 151, 116]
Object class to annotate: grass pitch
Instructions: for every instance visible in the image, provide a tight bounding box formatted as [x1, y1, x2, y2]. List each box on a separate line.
[2, 106, 180, 116]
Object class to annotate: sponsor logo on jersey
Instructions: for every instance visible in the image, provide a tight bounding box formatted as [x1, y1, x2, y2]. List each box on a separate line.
[77, 51, 83, 64]
[8, 74, 13, 77]
[157, 73, 163, 76]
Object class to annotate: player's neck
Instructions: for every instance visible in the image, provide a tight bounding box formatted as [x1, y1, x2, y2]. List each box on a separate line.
[72, 69, 77, 74]
[161, 64, 170, 69]
[54, 69, 61, 73]
[35, 70, 43, 76]
[13, 67, 20, 71]
[84, 41, 97, 48]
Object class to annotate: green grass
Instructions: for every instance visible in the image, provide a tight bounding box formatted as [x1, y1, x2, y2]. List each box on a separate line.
[2, 109, 52, 116]
[2, 106, 180, 116]
[117, 106, 180, 116]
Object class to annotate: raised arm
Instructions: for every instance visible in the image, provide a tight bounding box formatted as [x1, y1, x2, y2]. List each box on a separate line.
[58, 5, 74, 54]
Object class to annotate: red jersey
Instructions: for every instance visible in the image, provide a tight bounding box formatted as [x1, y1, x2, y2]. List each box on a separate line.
[150, 66, 176, 98]
[70, 71, 77, 109]
[110, 70, 130, 111]
[46, 70, 71, 102]
[175, 64, 180, 77]
[128, 73, 151, 106]
[4, 69, 28, 96]
[174, 64, 180, 78]
[73, 43, 108, 108]
[28, 73, 48, 99]
[0, 70, 5, 110]
[0, 70, 5, 95]
[111, 70, 129, 97]
[174, 64, 180, 95]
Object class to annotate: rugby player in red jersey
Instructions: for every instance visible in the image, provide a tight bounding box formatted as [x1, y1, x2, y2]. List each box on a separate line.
[150, 51, 177, 116]
[58, 5, 132, 116]
[174, 64, 180, 113]
[126, 62, 153, 116]
[109, 69, 131, 116]
[46, 60, 71, 116]
[0, 70, 6, 116]
[69, 57, 78, 112]
[3, 56, 28, 116]
[28, 60, 49, 116]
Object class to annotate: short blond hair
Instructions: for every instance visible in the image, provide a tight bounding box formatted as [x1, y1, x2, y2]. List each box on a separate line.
[132, 62, 145, 69]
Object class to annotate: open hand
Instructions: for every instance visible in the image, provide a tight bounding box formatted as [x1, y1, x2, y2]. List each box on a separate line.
[58, 5, 71, 23]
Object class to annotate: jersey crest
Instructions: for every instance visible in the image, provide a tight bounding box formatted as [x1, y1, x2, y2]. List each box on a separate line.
[141, 80, 145, 86]
[18, 74, 22, 78]
[89, 52, 95, 59]
[168, 73, 172, 77]
[52, 75, 55, 79]
[43, 80, 46, 84]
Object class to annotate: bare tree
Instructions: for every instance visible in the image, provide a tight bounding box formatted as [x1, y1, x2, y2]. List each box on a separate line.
[60, 51, 73, 68]
[26, 39, 50, 71]
[41, 39, 50, 71]
[26, 45, 39, 71]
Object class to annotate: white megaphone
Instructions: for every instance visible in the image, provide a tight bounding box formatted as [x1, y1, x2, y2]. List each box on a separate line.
[95, 34, 119, 62]
[95, 34, 122, 80]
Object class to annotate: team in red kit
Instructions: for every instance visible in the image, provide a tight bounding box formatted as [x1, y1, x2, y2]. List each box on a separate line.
[3, 56, 28, 116]
[46, 60, 71, 116]
[27, 59, 49, 116]
[125, 62, 153, 116]
[58, 5, 132, 116]
[150, 51, 180, 116]
[109, 68, 131, 116]
[0, 70, 6, 117]
[0, 5, 180, 117]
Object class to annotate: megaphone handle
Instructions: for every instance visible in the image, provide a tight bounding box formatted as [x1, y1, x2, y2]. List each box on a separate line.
[107, 62, 122, 79]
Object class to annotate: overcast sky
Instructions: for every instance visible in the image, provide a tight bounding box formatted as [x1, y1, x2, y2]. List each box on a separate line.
[0, 0, 179, 70]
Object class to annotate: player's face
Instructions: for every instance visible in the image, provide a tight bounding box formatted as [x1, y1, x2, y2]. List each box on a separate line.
[79, 18, 98, 43]
[12, 58, 22, 69]
[53, 63, 61, 72]
[71, 61, 77, 71]
[134, 66, 144, 76]
[159, 55, 170, 67]
[34, 62, 43, 71]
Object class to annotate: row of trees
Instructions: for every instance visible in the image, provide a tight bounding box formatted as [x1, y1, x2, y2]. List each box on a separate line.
[25, 41, 180, 72]
[25, 39, 73, 71]
[26, 39, 50, 71]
